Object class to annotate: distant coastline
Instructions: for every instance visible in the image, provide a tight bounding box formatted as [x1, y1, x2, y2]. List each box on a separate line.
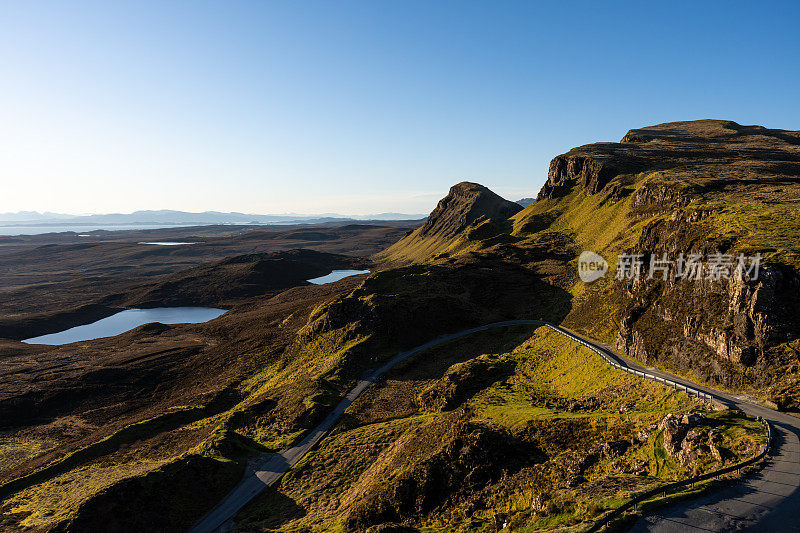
[0, 224, 194, 236]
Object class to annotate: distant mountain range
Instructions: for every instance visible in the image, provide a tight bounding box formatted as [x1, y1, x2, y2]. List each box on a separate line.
[0, 210, 426, 227]
[516, 197, 535, 208]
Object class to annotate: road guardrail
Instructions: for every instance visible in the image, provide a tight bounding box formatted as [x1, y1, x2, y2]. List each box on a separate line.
[540, 324, 773, 532]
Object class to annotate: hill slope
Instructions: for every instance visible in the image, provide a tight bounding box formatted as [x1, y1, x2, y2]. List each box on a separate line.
[512, 120, 800, 408]
[378, 181, 522, 264]
[124, 249, 366, 307]
[0, 120, 789, 533]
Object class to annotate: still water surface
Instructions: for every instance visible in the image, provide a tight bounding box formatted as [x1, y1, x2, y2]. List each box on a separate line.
[22, 307, 227, 345]
[307, 270, 370, 284]
[0, 224, 188, 236]
[138, 242, 197, 246]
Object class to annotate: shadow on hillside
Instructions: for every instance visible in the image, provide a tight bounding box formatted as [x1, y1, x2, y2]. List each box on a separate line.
[233, 485, 307, 531]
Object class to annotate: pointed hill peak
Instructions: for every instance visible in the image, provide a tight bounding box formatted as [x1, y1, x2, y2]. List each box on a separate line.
[378, 182, 522, 264]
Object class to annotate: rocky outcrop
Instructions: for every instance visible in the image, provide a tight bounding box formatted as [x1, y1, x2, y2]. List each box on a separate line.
[533, 121, 800, 406]
[632, 181, 694, 211]
[616, 254, 800, 389]
[659, 413, 690, 455]
[416, 182, 523, 240]
[658, 413, 718, 466]
[380, 182, 522, 263]
[539, 153, 644, 199]
[539, 120, 800, 201]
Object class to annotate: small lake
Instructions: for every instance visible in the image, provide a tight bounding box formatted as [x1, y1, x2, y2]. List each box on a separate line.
[138, 242, 197, 246]
[22, 307, 227, 345]
[307, 270, 370, 284]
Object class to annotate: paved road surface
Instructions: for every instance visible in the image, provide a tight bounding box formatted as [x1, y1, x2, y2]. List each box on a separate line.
[575, 337, 800, 533]
[188, 320, 542, 533]
[188, 320, 800, 533]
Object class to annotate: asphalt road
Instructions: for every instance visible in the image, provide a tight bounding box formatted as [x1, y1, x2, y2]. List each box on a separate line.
[188, 320, 800, 533]
[576, 337, 800, 533]
[188, 320, 542, 533]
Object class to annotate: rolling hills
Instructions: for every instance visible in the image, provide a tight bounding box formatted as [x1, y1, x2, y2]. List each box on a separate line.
[0, 120, 796, 532]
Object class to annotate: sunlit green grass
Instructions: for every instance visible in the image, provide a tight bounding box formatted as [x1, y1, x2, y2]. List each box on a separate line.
[229, 325, 765, 532]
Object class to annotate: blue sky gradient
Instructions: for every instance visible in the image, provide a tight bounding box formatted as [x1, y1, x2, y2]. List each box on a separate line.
[2, 1, 799, 214]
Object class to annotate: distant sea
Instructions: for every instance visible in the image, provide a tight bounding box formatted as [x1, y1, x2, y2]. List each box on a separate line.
[0, 224, 189, 236]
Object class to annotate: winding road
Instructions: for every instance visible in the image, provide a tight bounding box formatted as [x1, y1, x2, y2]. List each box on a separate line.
[188, 320, 800, 533]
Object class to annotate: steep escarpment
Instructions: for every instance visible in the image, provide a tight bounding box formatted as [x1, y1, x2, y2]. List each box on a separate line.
[373, 122, 800, 405]
[539, 149, 647, 199]
[613, 214, 800, 401]
[379, 182, 522, 264]
[539, 120, 800, 201]
[519, 119, 800, 408]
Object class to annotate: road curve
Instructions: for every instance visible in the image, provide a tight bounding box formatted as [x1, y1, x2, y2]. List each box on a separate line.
[580, 339, 800, 533]
[188, 320, 800, 533]
[188, 320, 543, 533]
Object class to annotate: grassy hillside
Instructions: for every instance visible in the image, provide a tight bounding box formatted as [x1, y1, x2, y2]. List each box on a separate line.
[0, 120, 790, 531]
[422, 120, 800, 408]
[232, 325, 763, 532]
[0, 244, 571, 531]
[378, 182, 522, 265]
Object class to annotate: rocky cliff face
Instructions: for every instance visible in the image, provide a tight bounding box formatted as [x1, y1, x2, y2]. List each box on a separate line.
[614, 207, 800, 377]
[413, 181, 522, 240]
[539, 151, 645, 199]
[379, 181, 523, 264]
[531, 120, 800, 408]
[616, 263, 800, 388]
[375, 120, 800, 407]
[538, 120, 800, 201]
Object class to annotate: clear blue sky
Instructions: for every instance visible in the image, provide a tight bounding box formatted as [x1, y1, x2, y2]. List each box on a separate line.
[2, 1, 799, 215]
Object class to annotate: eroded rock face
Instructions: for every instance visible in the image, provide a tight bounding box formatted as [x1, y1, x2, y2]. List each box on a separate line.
[539, 153, 645, 199]
[632, 181, 693, 212]
[539, 120, 800, 202]
[677, 429, 711, 466]
[657, 413, 718, 466]
[616, 260, 800, 389]
[659, 414, 689, 455]
[610, 185, 800, 393]
[540, 120, 800, 401]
